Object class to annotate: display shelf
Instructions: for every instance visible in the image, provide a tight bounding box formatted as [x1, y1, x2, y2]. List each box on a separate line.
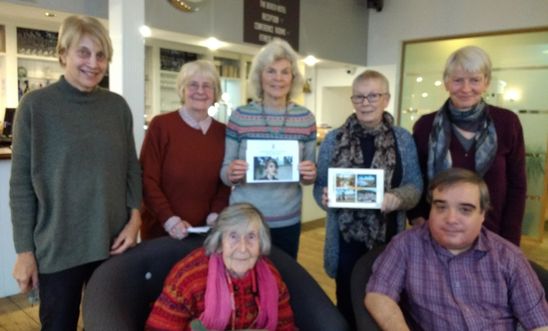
[17, 54, 57, 62]
[17, 56, 63, 99]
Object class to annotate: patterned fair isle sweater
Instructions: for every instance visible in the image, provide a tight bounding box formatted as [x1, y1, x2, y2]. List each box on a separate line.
[220, 101, 316, 228]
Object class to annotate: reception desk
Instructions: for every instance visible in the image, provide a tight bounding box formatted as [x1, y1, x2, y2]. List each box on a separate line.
[0, 156, 19, 297]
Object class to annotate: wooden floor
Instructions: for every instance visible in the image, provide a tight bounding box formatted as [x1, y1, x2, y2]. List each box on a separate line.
[1, 220, 546, 330]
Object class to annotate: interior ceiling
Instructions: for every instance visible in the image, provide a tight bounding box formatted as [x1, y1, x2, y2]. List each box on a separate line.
[0, 1, 348, 69]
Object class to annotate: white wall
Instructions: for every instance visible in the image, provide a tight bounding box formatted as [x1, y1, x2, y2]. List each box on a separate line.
[367, 0, 548, 68]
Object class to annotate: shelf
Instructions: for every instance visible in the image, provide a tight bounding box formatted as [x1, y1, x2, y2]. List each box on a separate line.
[17, 54, 57, 62]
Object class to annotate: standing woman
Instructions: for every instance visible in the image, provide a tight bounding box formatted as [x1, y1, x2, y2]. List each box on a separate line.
[221, 38, 317, 258]
[313, 70, 422, 328]
[140, 60, 230, 240]
[408, 45, 526, 246]
[10, 16, 142, 330]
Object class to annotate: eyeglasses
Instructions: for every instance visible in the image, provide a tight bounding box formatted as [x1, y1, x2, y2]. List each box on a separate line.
[186, 81, 214, 93]
[350, 93, 388, 104]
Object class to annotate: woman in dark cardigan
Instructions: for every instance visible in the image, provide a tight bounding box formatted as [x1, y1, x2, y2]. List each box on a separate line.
[408, 45, 526, 246]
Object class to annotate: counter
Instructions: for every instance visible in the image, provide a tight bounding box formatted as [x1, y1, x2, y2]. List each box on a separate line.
[0, 147, 11, 159]
[0, 158, 18, 297]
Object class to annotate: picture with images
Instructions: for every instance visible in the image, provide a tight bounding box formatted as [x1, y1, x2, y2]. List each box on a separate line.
[246, 140, 299, 183]
[327, 168, 384, 209]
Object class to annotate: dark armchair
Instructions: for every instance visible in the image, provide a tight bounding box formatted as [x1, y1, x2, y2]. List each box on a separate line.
[83, 235, 349, 331]
[350, 245, 548, 331]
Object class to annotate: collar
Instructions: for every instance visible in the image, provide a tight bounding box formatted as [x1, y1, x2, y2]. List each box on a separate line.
[179, 106, 212, 134]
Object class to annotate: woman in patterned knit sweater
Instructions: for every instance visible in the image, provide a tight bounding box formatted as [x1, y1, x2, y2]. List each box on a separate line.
[220, 38, 317, 259]
[146, 203, 295, 331]
[140, 60, 230, 240]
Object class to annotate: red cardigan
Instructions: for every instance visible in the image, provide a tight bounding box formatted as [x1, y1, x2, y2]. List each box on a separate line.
[408, 104, 526, 245]
[140, 111, 230, 239]
[145, 248, 296, 331]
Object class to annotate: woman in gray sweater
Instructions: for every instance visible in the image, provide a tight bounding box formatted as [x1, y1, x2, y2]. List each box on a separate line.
[10, 16, 142, 330]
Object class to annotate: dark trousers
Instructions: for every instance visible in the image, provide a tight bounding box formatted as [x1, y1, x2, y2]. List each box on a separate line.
[38, 261, 102, 331]
[336, 233, 371, 330]
[270, 222, 301, 259]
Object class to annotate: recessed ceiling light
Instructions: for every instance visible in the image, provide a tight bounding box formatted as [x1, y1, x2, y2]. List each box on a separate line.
[303, 55, 319, 66]
[44, 12, 55, 17]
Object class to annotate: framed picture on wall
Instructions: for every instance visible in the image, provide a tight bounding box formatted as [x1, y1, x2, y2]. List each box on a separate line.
[246, 140, 299, 183]
[327, 168, 384, 209]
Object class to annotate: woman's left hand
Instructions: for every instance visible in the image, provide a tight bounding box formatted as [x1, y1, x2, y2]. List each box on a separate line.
[380, 193, 402, 214]
[299, 160, 317, 184]
[110, 209, 141, 255]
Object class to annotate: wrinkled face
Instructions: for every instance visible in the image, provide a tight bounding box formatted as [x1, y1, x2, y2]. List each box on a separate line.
[60, 34, 108, 92]
[261, 59, 293, 103]
[428, 182, 485, 255]
[183, 74, 215, 113]
[265, 161, 278, 177]
[351, 79, 390, 128]
[222, 221, 261, 277]
[444, 68, 489, 109]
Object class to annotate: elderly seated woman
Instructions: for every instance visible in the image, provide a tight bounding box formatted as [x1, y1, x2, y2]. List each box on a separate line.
[145, 203, 296, 331]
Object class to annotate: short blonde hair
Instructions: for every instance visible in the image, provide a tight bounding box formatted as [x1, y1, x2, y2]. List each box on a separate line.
[352, 69, 390, 93]
[56, 15, 112, 66]
[204, 203, 271, 256]
[248, 38, 304, 101]
[443, 46, 492, 84]
[176, 59, 221, 104]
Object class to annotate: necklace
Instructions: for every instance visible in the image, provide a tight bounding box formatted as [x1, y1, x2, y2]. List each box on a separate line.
[261, 102, 288, 134]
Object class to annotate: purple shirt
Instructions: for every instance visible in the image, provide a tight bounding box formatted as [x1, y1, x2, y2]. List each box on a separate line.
[366, 224, 548, 330]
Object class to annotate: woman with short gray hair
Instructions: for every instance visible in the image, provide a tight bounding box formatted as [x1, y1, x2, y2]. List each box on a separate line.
[409, 45, 526, 246]
[146, 203, 295, 330]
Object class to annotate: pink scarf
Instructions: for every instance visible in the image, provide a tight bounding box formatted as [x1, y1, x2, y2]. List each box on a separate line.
[200, 253, 279, 330]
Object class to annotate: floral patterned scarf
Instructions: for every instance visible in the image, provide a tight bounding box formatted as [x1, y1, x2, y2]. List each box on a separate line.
[331, 112, 397, 247]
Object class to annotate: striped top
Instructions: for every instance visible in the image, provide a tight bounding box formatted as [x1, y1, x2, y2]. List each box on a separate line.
[145, 248, 296, 331]
[220, 102, 317, 228]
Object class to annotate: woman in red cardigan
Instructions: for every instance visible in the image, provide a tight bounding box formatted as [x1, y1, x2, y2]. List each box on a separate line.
[408, 45, 526, 246]
[146, 203, 296, 331]
[140, 60, 230, 239]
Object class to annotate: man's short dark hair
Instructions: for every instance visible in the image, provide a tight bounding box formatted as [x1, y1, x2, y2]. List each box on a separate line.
[427, 168, 491, 212]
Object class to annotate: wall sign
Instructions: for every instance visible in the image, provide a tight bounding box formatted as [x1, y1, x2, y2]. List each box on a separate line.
[244, 0, 300, 51]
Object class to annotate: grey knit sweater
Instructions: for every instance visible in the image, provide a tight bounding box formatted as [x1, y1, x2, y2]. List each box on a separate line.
[10, 76, 142, 273]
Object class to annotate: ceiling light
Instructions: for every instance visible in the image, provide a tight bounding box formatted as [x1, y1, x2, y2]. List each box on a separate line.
[139, 25, 152, 38]
[303, 55, 319, 66]
[416, 76, 423, 83]
[434, 80, 442, 87]
[421, 92, 428, 98]
[44, 12, 55, 17]
[201, 37, 225, 51]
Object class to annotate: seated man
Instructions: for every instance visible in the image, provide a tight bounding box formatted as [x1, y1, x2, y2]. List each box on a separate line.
[365, 168, 548, 331]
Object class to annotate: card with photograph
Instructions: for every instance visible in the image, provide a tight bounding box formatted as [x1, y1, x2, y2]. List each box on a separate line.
[327, 168, 384, 209]
[246, 140, 299, 183]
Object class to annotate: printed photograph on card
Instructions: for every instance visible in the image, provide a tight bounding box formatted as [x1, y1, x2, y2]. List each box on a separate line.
[327, 168, 384, 209]
[246, 140, 299, 183]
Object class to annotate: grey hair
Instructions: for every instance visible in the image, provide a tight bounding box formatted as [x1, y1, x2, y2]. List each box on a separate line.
[427, 168, 491, 212]
[248, 38, 304, 101]
[204, 203, 271, 256]
[352, 69, 390, 94]
[176, 59, 221, 104]
[443, 46, 492, 84]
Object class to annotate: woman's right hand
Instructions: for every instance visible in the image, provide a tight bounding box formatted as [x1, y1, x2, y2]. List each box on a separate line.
[13, 252, 38, 293]
[164, 216, 191, 239]
[227, 160, 248, 184]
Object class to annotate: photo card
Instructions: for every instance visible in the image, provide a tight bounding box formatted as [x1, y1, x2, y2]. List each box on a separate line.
[327, 168, 384, 209]
[246, 140, 299, 183]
